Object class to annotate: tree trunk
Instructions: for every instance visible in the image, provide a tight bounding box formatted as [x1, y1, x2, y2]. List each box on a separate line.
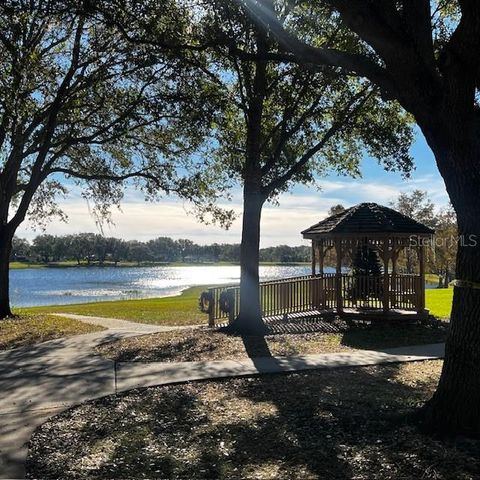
[227, 188, 267, 335]
[0, 228, 14, 318]
[422, 137, 480, 433]
[423, 237, 480, 433]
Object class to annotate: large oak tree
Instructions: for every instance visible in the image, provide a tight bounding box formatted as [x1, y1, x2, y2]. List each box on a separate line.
[243, 0, 480, 433]
[190, 0, 414, 333]
[0, 0, 223, 317]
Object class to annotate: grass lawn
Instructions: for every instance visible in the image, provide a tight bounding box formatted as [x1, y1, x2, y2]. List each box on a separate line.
[0, 314, 105, 350]
[97, 323, 448, 362]
[425, 288, 454, 319]
[26, 360, 480, 480]
[24, 287, 206, 326]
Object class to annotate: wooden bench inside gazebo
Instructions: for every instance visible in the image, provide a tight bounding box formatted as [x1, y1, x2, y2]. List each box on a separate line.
[206, 202, 434, 326]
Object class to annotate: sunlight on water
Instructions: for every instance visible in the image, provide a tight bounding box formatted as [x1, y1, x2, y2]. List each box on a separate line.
[10, 265, 318, 308]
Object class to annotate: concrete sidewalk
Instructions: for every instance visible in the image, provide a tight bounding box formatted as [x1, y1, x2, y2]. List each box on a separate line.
[52, 312, 199, 332]
[116, 343, 445, 392]
[0, 313, 444, 479]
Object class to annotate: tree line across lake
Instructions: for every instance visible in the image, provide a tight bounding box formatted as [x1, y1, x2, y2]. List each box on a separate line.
[11, 234, 311, 266]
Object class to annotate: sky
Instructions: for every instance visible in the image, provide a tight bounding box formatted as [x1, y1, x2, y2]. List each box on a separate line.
[17, 130, 449, 248]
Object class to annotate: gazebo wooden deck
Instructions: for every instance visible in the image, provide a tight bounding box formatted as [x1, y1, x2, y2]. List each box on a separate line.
[206, 202, 434, 327]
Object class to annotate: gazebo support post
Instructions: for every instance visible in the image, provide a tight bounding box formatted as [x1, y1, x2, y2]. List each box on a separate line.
[391, 246, 400, 309]
[335, 239, 343, 314]
[318, 240, 324, 275]
[318, 240, 325, 308]
[418, 243, 426, 314]
[311, 241, 316, 275]
[382, 237, 390, 314]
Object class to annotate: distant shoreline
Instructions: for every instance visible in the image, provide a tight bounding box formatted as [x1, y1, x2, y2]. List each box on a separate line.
[10, 260, 312, 270]
[9, 262, 441, 286]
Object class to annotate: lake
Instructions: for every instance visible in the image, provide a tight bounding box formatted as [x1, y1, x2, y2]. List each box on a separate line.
[10, 265, 318, 308]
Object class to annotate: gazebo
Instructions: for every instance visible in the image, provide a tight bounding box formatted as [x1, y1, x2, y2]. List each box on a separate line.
[205, 202, 434, 326]
[302, 202, 434, 319]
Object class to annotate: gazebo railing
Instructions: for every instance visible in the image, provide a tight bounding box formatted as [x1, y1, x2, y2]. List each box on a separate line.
[341, 274, 384, 310]
[207, 274, 326, 325]
[390, 274, 423, 310]
[206, 273, 423, 326]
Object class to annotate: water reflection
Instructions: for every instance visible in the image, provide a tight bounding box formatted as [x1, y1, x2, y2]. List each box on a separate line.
[10, 265, 316, 307]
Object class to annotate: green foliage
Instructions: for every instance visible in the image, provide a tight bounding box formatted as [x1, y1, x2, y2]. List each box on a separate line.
[0, 1, 231, 234]
[201, 1, 414, 198]
[11, 233, 311, 265]
[350, 243, 383, 301]
[431, 205, 457, 285]
[352, 244, 383, 277]
[113, 1, 415, 204]
[390, 190, 457, 281]
[328, 204, 345, 216]
[390, 190, 438, 229]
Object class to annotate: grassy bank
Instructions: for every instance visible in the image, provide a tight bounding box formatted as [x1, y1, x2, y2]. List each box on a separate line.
[28, 360, 480, 480]
[23, 287, 206, 326]
[0, 314, 104, 350]
[9, 261, 45, 269]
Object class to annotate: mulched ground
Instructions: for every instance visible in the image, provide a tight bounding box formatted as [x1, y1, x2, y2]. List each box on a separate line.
[26, 360, 480, 479]
[96, 322, 448, 362]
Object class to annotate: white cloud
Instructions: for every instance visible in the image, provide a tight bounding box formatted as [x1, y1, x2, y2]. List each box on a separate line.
[16, 172, 449, 247]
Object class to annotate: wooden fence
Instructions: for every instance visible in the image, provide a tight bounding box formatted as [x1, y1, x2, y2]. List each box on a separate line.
[206, 273, 422, 326]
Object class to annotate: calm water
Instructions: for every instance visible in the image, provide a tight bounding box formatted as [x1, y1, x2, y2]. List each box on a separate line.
[10, 265, 319, 308]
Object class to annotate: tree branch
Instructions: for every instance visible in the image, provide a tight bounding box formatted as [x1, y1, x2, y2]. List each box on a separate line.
[263, 86, 374, 195]
[8, 18, 86, 230]
[237, 0, 398, 97]
[261, 86, 329, 175]
[47, 167, 160, 184]
[447, 0, 480, 74]
[401, 0, 436, 71]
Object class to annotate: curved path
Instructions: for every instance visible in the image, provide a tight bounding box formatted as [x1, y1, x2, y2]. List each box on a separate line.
[0, 314, 444, 479]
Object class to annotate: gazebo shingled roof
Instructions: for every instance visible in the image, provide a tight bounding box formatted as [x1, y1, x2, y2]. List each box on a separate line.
[302, 202, 435, 238]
